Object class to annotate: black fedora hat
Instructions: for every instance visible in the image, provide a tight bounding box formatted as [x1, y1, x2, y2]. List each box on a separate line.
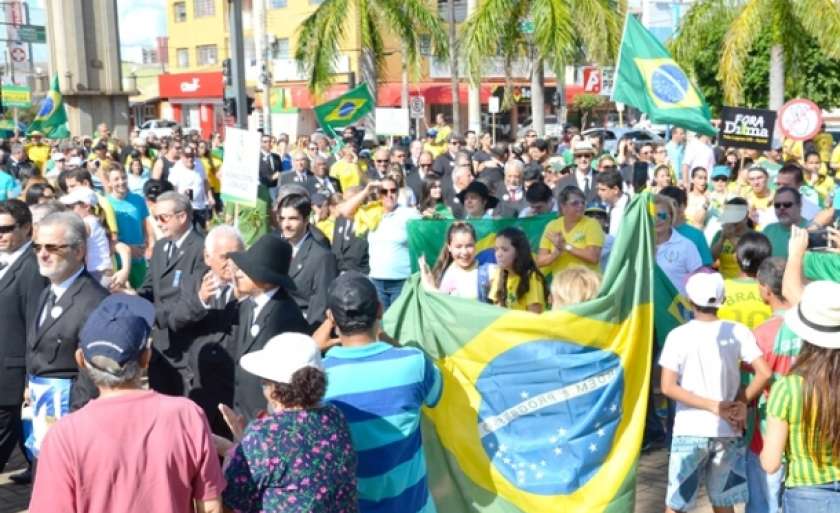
[457, 181, 499, 209]
[228, 234, 296, 290]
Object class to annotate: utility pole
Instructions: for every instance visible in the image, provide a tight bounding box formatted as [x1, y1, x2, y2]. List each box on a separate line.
[228, 0, 248, 128]
[253, 0, 272, 135]
[447, 0, 460, 133]
[466, 0, 480, 134]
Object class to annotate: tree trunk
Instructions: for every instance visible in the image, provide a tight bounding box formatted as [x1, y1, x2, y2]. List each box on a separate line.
[360, 47, 377, 133]
[504, 56, 517, 138]
[769, 44, 785, 110]
[448, 0, 461, 133]
[531, 56, 545, 136]
[466, 0, 480, 134]
[401, 43, 409, 110]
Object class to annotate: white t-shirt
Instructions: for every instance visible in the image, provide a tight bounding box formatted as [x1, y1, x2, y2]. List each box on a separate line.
[682, 139, 716, 177]
[656, 229, 703, 296]
[659, 319, 762, 437]
[438, 264, 479, 299]
[84, 215, 112, 272]
[367, 207, 421, 280]
[168, 162, 208, 210]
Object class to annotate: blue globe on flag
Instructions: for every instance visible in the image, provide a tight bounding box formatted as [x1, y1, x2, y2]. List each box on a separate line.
[650, 64, 690, 105]
[37, 96, 54, 118]
[337, 101, 356, 118]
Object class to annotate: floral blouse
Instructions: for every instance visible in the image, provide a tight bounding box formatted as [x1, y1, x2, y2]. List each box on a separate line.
[222, 404, 358, 513]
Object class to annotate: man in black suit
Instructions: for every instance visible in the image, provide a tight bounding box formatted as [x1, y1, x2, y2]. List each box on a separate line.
[258, 134, 283, 190]
[494, 160, 528, 216]
[554, 140, 599, 203]
[278, 150, 318, 194]
[27, 212, 108, 452]
[137, 191, 208, 397]
[311, 155, 341, 196]
[432, 135, 463, 177]
[0, 200, 47, 474]
[275, 192, 338, 328]
[167, 224, 243, 436]
[331, 185, 370, 275]
[365, 147, 391, 182]
[405, 151, 435, 202]
[229, 234, 309, 421]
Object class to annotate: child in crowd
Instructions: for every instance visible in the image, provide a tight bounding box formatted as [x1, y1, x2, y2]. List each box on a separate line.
[420, 222, 493, 301]
[489, 227, 546, 313]
[550, 266, 601, 308]
[659, 272, 771, 513]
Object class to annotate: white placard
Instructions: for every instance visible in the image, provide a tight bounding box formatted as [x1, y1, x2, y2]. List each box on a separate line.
[375, 108, 410, 136]
[409, 96, 425, 118]
[488, 96, 500, 114]
[220, 127, 262, 207]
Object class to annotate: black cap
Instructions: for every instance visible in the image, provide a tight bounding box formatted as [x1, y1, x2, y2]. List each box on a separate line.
[456, 181, 499, 209]
[327, 272, 379, 331]
[228, 233, 296, 290]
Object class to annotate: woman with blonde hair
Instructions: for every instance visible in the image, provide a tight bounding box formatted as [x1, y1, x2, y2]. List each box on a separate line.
[550, 266, 602, 308]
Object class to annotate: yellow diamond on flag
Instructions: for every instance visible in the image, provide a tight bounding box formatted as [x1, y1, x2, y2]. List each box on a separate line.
[323, 97, 369, 123]
[634, 58, 702, 110]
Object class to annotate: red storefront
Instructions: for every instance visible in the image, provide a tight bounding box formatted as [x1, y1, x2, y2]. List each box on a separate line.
[158, 71, 224, 138]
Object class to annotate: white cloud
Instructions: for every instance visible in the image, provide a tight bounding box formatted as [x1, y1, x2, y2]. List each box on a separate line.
[117, 0, 166, 62]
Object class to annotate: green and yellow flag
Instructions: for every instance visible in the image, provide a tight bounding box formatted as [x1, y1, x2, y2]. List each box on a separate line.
[313, 83, 374, 137]
[612, 14, 716, 136]
[384, 193, 658, 512]
[28, 75, 69, 139]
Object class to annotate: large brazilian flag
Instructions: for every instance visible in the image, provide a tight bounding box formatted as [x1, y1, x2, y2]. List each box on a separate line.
[383, 192, 658, 512]
[28, 75, 69, 139]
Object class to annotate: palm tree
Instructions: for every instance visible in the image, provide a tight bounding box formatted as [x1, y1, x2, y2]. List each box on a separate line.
[294, 0, 449, 114]
[460, 0, 621, 136]
[672, 0, 840, 109]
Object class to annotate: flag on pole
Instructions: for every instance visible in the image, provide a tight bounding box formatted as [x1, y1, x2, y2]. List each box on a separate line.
[383, 193, 658, 512]
[28, 75, 69, 139]
[612, 14, 716, 136]
[313, 83, 374, 137]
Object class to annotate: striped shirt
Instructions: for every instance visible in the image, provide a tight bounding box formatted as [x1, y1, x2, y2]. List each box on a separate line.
[767, 374, 840, 487]
[324, 342, 443, 513]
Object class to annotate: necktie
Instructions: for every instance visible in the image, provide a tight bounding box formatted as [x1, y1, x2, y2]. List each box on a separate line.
[584, 176, 591, 196]
[166, 242, 177, 264]
[216, 284, 230, 309]
[39, 290, 56, 328]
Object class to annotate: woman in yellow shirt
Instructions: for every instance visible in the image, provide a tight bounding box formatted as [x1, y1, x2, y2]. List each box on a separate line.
[198, 140, 223, 214]
[489, 227, 546, 313]
[711, 198, 755, 279]
[717, 232, 773, 329]
[536, 186, 605, 275]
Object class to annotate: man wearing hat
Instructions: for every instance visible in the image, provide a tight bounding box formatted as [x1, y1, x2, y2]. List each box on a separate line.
[28, 295, 225, 513]
[228, 233, 309, 421]
[555, 140, 598, 203]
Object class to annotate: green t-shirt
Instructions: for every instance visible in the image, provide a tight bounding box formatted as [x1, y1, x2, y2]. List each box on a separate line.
[804, 251, 840, 282]
[767, 374, 840, 487]
[761, 219, 809, 259]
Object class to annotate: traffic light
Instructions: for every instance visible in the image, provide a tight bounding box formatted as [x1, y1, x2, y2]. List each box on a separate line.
[222, 58, 232, 86]
[223, 97, 236, 117]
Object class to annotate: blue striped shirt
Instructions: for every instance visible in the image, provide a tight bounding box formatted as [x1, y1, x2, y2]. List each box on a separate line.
[324, 342, 443, 513]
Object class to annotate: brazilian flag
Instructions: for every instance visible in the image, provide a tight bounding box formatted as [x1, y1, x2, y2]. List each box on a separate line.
[612, 14, 716, 136]
[313, 83, 374, 137]
[28, 75, 69, 139]
[384, 193, 658, 512]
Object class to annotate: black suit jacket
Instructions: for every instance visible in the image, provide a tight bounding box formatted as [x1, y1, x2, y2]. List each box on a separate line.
[432, 152, 456, 178]
[137, 230, 208, 367]
[27, 270, 108, 410]
[0, 246, 47, 406]
[288, 231, 338, 328]
[279, 170, 318, 194]
[233, 289, 309, 420]
[258, 152, 283, 188]
[331, 216, 370, 275]
[311, 175, 341, 196]
[405, 169, 425, 203]
[555, 173, 598, 203]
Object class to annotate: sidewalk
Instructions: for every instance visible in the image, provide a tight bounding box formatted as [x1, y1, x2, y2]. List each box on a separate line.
[0, 446, 740, 513]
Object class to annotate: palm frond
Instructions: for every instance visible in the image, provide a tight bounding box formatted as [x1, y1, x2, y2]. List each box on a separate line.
[294, 0, 351, 94]
[532, 0, 575, 73]
[460, 0, 524, 86]
[720, 0, 768, 104]
[566, 0, 622, 65]
[793, 0, 840, 58]
[374, 0, 449, 73]
[358, 0, 386, 82]
[670, 0, 737, 68]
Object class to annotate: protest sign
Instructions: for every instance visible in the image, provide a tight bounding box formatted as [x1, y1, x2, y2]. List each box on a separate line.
[718, 106, 776, 150]
[220, 127, 261, 207]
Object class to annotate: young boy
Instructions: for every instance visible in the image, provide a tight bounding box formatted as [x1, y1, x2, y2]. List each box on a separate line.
[659, 272, 772, 513]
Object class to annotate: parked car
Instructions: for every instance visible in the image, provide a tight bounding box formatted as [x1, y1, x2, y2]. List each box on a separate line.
[137, 119, 180, 141]
[581, 127, 663, 155]
[516, 114, 565, 139]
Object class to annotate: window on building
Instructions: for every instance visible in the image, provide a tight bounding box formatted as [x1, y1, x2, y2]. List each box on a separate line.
[194, 0, 215, 17]
[177, 48, 189, 68]
[270, 0, 287, 7]
[174, 2, 187, 22]
[197, 44, 218, 65]
[436, 0, 466, 22]
[271, 37, 290, 59]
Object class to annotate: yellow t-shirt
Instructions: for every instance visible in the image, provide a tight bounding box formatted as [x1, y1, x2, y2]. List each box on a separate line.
[316, 217, 336, 243]
[717, 277, 772, 329]
[25, 143, 51, 174]
[808, 174, 835, 208]
[829, 144, 840, 171]
[200, 155, 223, 193]
[783, 138, 803, 163]
[813, 132, 834, 162]
[96, 192, 119, 237]
[489, 268, 546, 311]
[539, 216, 605, 274]
[727, 180, 752, 198]
[746, 191, 774, 211]
[712, 233, 740, 280]
[353, 201, 385, 237]
[330, 160, 362, 192]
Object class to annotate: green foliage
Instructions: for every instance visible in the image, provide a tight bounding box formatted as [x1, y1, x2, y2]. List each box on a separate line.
[572, 92, 605, 110]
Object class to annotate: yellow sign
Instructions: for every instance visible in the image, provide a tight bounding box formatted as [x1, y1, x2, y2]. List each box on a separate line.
[1, 85, 32, 108]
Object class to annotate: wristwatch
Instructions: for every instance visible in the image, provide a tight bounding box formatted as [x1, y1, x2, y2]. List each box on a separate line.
[564, 243, 573, 252]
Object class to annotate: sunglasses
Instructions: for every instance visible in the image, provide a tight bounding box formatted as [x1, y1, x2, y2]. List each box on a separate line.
[380, 187, 398, 195]
[375, 159, 389, 164]
[656, 211, 669, 221]
[712, 176, 728, 181]
[419, 163, 432, 167]
[774, 201, 794, 209]
[33, 243, 71, 253]
[154, 211, 183, 223]
[0, 223, 17, 234]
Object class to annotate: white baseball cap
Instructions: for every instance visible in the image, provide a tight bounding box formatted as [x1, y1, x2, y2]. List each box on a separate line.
[52, 152, 66, 162]
[719, 203, 748, 225]
[785, 281, 840, 349]
[685, 272, 725, 307]
[239, 332, 324, 384]
[67, 156, 84, 168]
[59, 187, 98, 207]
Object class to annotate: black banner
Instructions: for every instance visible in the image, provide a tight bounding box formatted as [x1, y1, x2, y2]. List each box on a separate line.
[718, 106, 776, 150]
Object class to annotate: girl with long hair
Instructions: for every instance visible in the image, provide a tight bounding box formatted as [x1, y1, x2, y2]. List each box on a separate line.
[685, 166, 710, 229]
[386, 163, 417, 208]
[418, 177, 453, 219]
[419, 222, 493, 301]
[489, 227, 546, 313]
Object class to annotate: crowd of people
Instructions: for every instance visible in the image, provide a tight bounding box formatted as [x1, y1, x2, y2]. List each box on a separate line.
[0, 115, 838, 512]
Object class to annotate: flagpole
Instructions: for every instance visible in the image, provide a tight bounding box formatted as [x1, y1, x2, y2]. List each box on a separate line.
[13, 108, 18, 138]
[610, 13, 632, 104]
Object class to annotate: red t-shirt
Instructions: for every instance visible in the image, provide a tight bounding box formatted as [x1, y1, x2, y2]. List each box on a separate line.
[29, 390, 225, 513]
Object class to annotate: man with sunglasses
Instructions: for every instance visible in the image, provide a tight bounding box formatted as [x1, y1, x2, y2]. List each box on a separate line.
[762, 186, 808, 258]
[0, 200, 47, 478]
[432, 135, 464, 177]
[279, 150, 317, 194]
[137, 192, 208, 397]
[258, 134, 282, 193]
[365, 147, 392, 182]
[555, 140, 599, 203]
[27, 212, 109, 453]
[405, 150, 433, 201]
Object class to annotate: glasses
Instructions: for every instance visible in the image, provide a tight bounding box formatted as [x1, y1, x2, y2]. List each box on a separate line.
[33, 243, 71, 253]
[449, 141, 462, 145]
[419, 163, 433, 167]
[774, 201, 794, 209]
[375, 159, 389, 164]
[656, 211, 670, 221]
[0, 223, 17, 234]
[154, 211, 183, 223]
[380, 187, 398, 195]
[712, 176, 728, 182]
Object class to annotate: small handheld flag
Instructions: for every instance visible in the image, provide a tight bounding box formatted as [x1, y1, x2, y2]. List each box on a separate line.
[313, 83, 374, 137]
[28, 75, 69, 139]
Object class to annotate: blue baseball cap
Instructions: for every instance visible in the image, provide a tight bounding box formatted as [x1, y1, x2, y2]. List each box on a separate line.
[711, 165, 731, 180]
[79, 295, 155, 367]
